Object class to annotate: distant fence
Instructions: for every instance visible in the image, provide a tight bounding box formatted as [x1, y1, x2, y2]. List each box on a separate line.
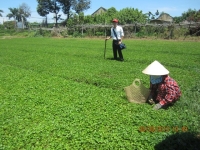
[30, 22, 200, 39]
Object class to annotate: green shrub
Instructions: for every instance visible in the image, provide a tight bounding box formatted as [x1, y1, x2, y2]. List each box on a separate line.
[95, 31, 104, 37]
[3, 21, 16, 29]
[72, 31, 82, 37]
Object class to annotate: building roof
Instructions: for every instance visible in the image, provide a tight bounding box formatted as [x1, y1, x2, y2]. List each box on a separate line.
[150, 13, 173, 24]
[91, 7, 107, 16]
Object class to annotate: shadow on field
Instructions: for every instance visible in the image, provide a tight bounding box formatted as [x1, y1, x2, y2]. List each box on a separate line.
[154, 132, 200, 150]
[106, 57, 126, 62]
[106, 57, 115, 60]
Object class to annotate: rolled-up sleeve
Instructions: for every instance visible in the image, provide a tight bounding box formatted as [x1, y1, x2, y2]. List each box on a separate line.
[120, 27, 124, 37]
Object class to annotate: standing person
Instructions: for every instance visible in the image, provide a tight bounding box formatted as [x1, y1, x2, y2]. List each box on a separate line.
[142, 60, 181, 110]
[105, 19, 124, 61]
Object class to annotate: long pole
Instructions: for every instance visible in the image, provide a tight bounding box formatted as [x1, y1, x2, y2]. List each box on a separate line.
[104, 40, 107, 59]
[104, 24, 107, 59]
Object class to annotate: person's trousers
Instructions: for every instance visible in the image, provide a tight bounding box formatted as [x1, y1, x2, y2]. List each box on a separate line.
[112, 40, 123, 60]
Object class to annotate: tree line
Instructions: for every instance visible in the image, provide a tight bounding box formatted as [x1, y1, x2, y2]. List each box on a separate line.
[0, 1, 200, 26]
[37, 0, 91, 27]
[0, 1, 199, 38]
[0, 0, 91, 27]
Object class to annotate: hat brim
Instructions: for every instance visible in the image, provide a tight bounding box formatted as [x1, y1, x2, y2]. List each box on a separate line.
[112, 19, 118, 23]
[142, 60, 169, 75]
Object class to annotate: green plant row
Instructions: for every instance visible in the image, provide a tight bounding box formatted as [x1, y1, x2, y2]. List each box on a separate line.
[0, 38, 200, 149]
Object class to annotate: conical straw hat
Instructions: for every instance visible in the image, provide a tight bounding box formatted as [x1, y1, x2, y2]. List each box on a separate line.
[142, 60, 169, 75]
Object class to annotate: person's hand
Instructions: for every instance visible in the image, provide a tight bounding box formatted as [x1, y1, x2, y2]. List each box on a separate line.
[153, 103, 162, 110]
[105, 37, 110, 40]
[148, 99, 155, 104]
[147, 95, 155, 104]
[147, 95, 152, 101]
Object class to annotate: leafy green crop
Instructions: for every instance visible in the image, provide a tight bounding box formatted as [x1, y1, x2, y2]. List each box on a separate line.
[0, 38, 200, 149]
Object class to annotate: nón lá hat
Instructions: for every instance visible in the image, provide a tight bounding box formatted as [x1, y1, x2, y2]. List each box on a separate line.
[142, 60, 169, 75]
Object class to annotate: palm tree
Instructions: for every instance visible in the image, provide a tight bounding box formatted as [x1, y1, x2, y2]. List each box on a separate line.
[6, 8, 21, 28]
[18, 3, 31, 22]
[7, 8, 21, 21]
[0, 9, 3, 17]
[7, 4, 31, 29]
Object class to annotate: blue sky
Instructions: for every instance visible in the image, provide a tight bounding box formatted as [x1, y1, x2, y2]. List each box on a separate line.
[0, 0, 199, 24]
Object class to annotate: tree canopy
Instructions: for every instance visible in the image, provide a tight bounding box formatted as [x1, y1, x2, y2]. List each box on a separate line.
[7, 8, 21, 21]
[36, 0, 91, 26]
[67, 7, 147, 27]
[173, 9, 200, 23]
[71, 0, 91, 14]
[37, 0, 50, 17]
[37, 0, 61, 26]
[0, 9, 3, 17]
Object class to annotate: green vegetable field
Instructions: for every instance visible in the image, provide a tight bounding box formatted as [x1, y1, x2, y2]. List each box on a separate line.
[0, 38, 200, 149]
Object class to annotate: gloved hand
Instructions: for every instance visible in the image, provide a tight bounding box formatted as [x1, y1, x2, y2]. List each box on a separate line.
[153, 103, 162, 110]
[148, 99, 155, 104]
[147, 95, 155, 104]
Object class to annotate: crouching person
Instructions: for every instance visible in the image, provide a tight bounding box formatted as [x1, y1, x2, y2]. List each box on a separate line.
[142, 60, 181, 110]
